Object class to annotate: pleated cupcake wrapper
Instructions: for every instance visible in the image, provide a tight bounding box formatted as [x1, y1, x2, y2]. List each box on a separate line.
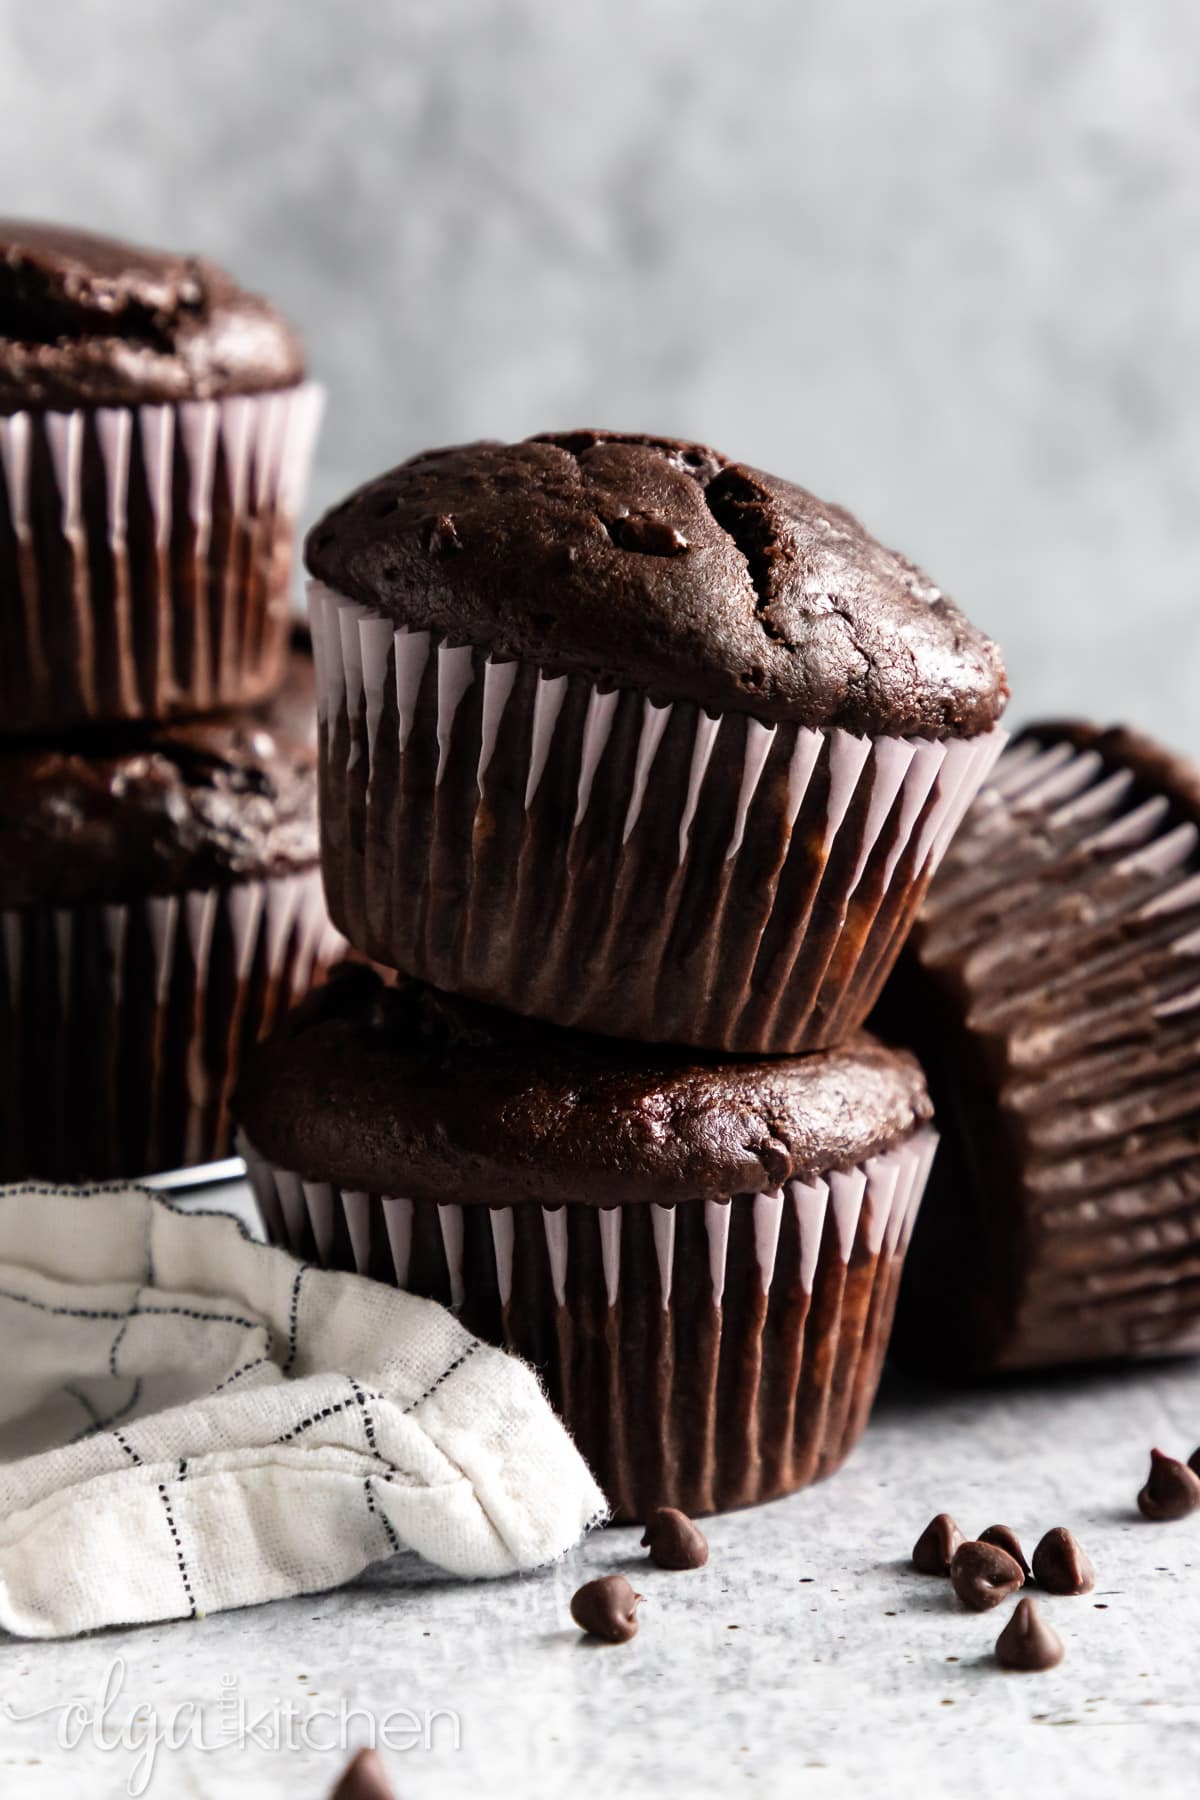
[906, 735, 1200, 1369]
[0, 871, 342, 1183]
[241, 1126, 938, 1519]
[0, 383, 323, 731]
[309, 579, 1005, 1052]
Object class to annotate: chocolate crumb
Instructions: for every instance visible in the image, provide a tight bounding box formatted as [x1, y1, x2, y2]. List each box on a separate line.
[979, 1524, 1030, 1578]
[1137, 1448, 1200, 1521]
[1032, 1527, 1095, 1595]
[995, 1598, 1064, 1673]
[912, 1512, 963, 1575]
[570, 1574, 643, 1643]
[641, 1506, 709, 1570]
[950, 1541, 1025, 1611]
[331, 1748, 395, 1799]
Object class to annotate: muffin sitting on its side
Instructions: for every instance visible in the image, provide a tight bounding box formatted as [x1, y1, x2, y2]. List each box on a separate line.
[0, 221, 321, 732]
[0, 642, 343, 1181]
[237, 965, 937, 1520]
[884, 723, 1200, 1375]
[306, 430, 1007, 1054]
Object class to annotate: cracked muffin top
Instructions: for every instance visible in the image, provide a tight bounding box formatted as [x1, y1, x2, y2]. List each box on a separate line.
[0, 634, 319, 907]
[305, 429, 1007, 738]
[0, 220, 305, 413]
[237, 965, 933, 1205]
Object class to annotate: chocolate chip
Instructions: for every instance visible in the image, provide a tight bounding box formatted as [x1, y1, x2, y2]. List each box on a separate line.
[912, 1513, 963, 1576]
[978, 1524, 1030, 1578]
[1032, 1527, 1095, 1595]
[611, 511, 689, 556]
[1138, 1448, 1200, 1521]
[331, 1747, 396, 1799]
[950, 1541, 1025, 1611]
[641, 1506, 709, 1570]
[995, 1598, 1064, 1673]
[570, 1574, 643, 1642]
[1188, 1446, 1200, 1480]
[424, 512, 462, 553]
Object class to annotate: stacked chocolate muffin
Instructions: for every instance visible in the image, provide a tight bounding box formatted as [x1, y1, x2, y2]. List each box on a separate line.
[238, 430, 1009, 1517]
[0, 222, 337, 1181]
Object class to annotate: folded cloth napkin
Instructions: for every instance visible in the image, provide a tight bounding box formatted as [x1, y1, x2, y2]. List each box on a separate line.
[0, 1182, 607, 1639]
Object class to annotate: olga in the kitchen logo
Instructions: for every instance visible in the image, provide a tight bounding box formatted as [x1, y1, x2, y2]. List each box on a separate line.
[2, 1658, 460, 1794]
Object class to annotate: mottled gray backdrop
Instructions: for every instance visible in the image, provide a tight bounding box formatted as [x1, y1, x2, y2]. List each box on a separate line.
[2, 0, 1198, 742]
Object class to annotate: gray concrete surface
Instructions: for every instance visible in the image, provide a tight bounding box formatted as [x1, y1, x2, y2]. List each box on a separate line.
[2, 1238, 1198, 1798]
[0, 1178, 1197, 1799]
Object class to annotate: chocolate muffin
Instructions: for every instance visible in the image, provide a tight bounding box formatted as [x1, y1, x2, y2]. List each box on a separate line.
[0, 221, 321, 732]
[883, 722, 1200, 1374]
[236, 966, 937, 1519]
[306, 430, 1007, 1053]
[0, 641, 343, 1180]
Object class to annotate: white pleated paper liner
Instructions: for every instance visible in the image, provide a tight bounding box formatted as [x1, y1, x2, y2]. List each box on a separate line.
[0, 870, 343, 1183]
[241, 1125, 938, 1521]
[309, 580, 1006, 1054]
[0, 383, 323, 732]
[892, 734, 1200, 1374]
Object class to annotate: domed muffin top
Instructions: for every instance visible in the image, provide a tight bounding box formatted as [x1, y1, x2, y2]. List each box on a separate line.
[236, 966, 934, 1207]
[306, 429, 1007, 738]
[0, 220, 305, 413]
[0, 640, 320, 907]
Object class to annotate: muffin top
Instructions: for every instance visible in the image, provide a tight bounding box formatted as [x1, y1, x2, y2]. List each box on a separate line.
[0, 639, 320, 907]
[306, 429, 1007, 738]
[0, 221, 305, 413]
[236, 966, 933, 1206]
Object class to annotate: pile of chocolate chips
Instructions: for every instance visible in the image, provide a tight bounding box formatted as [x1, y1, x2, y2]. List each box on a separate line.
[911, 1442, 1200, 1673]
[912, 1515, 1093, 1670]
[570, 1507, 709, 1644]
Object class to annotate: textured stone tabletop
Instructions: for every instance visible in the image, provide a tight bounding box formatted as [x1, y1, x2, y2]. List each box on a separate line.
[1, 1184, 1198, 1800]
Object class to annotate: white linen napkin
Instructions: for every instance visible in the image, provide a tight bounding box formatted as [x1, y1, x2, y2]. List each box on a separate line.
[0, 1182, 607, 1639]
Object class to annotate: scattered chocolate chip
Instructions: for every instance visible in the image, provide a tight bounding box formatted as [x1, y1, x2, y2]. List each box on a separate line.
[1138, 1448, 1200, 1521]
[641, 1506, 709, 1570]
[1032, 1527, 1095, 1595]
[978, 1524, 1030, 1578]
[1188, 1446, 1200, 1480]
[611, 511, 689, 556]
[570, 1574, 643, 1642]
[331, 1747, 396, 1800]
[912, 1512, 963, 1575]
[995, 1598, 1064, 1673]
[950, 1541, 1025, 1611]
[424, 512, 462, 553]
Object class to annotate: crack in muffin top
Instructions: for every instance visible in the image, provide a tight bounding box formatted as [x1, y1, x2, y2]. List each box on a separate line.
[0, 220, 305, 411]
[306, 428, 1007, 737]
